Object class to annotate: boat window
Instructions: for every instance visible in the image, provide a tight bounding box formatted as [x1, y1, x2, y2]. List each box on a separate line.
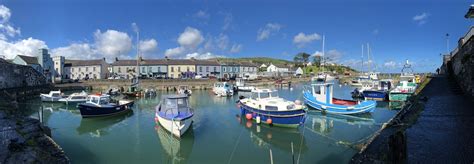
[265, 105, 278, 111]
[165, 99, 177, 109]
[92, 97, 100, 104]
[99, 97, 109, 105]
[72, 96, 85, 100]
[287, 104, 295, 110]
[177, 98, 188, 108]
[259, 92, 270, 99]
[52, 93, 60, 97]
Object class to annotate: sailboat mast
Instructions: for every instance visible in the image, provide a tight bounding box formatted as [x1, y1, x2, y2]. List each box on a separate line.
[136, 29, 140, 85]
[367, 43, 371, 73]
[322, 35, 325, 73]
[361, 44, 364, 74]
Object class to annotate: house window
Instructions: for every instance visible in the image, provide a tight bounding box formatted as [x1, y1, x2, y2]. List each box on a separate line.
[178, 67, 181, 72]
[206, 66, 209, 72]
[72, 68, 75, 72]
[86, 67, 88, 71]
[93, 67, 96, 71]
[118, 67, 121, 73]
[142, 67, 145, 73]
[171, 67, 174, 72]
[79, 67, 81, 72]
[199, 66, 202, 72]
[187, 67, 190, 72]
[223, 67, 226, 72]
[234, 67, 237, 72]
[158, 67, 161, 72]
[148, 67, 152, 72]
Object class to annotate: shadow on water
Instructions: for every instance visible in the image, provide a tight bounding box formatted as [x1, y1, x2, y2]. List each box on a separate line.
[76, 111, 134, 136]
[155, 124, 195, 164]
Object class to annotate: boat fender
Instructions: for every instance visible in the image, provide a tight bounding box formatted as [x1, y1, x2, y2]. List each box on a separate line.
[154, 117, 159, 123]
[245, 113, 252, 120]
[256, 116, 261, 124]
[266, 118, 272, 125]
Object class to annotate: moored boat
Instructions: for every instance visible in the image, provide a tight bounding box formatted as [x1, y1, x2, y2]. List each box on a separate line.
[212, 82, 234, 97]
[389, 60, 418, 102]
[155, 95, 194, 138]
[235, 78, 255, 92]
[238, 88, 307, 127]
[78, 94, 134, 118]
[177, 85, 192, 96]
[40, 90, 64, 102]
[362, 79, 393, 101]
[303, 83, 376, 115]
[58, 91, 88, 104]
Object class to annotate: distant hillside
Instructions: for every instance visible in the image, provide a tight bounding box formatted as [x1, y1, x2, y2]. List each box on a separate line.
[215, 57, 293, 65]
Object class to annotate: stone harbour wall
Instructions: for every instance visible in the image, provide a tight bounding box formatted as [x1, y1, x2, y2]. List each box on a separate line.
[0, 59, 48, 89]
[449, 34, 474, 97]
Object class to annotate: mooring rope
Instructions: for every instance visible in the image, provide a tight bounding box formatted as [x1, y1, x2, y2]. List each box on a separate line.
[227, 125, 244, 164]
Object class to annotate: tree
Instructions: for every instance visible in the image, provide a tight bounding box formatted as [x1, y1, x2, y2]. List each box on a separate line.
[293, 52, 311, 67]
[312, 55, 321, 66]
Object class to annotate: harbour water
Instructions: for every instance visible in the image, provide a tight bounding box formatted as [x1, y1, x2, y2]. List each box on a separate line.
[22, 82, 398, 163]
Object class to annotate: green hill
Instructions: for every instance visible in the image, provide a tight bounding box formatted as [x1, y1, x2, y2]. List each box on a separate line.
[215, 57, 293, 65]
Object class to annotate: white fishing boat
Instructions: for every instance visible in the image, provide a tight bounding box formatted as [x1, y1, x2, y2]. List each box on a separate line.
[40, 90, 64, 102]
[212, 82, 234, 97]
[58, 91, 88, 104]
[235, 78, 255, 92]
[155, 95, 194, 138]
[238, 88, 307, 127]
[312, 72, 335, 82]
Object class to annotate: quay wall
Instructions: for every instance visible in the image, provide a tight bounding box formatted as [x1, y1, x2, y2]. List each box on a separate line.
[442, 26, 474, 97]
[0, 59, 48, 89]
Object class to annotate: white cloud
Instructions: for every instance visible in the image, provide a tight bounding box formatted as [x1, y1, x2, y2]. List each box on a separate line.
[215, 33, 229, 50]
[325, 49, 343, 63]
[165, 47, 185, 57]
[0, 37, 48, 59]
[139, 39, 158, 57]
[384, 60, 397, 68]
[222, 12, 233, 31]
[52, 43, 96, 59]
[185, 52, 224, 59]
[413, 12, 429, 25]
[257, 23, 281, 41]
[94, 29, 132, 59]
[230, 44, 242, 53]
[0, 5, 20, 40]
[178, 27, 204, 48]
[293, 32, 321, 48]
[194, 10, 210, 20]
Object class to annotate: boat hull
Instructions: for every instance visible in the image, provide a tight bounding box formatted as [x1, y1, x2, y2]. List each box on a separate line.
[389, 92, 413, 102]
[303, 91, 376, 115]
[40, 95, 62, 102]
[239, 103, 306, 128]
[362, 90, 387, 101]
[156, 113, 193, 138]
[78, 102, 134, 118]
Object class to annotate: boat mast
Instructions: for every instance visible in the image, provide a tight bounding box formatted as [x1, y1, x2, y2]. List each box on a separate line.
[367, 43, 371, 73]
[361, 44, 364, 74]
[322, 35, 325, 73]
[136, 26, 140, 86]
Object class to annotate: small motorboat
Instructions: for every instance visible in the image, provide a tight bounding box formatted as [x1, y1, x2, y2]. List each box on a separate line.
[78, 94, 134, 118]
[235, 78, 255, 92]
[144, 88, 157, 98]
[40, 90, 64, 102]
[238, 88, 307, 127]
[303, 83, 376, 115]
[58, 91, 88, 104]
[312, 72, 335, 82]
[362, 79, 393, 101]
[177, 85, 192, 96]
[212, 82, 234, 97]
[389, 60, 418, 102]
[155, 95, 194, 138]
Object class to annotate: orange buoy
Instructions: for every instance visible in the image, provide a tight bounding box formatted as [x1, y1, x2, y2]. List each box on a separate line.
[245, 113, 252, 120]
[266, 118, 273, 124]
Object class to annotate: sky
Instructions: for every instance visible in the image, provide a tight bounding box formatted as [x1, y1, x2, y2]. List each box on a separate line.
[0, 0, 471, 72]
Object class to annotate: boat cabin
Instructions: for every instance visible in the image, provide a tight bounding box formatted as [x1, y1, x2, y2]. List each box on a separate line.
[311, 83, 334, 104]
[85, 94, 112, 106]
[250, 88, 278, 100]
[214, 82, 232, 89]
[48, 91, 62, 97]
[159, 95, 192, 116]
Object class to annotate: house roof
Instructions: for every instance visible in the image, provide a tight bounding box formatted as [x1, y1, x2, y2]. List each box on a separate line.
[112, 58, 222, 66]
[65, 59, 103, 67]
[239, 61, 258, 67]
[271, 63, 290, 68]
[17, 55, 38, 65]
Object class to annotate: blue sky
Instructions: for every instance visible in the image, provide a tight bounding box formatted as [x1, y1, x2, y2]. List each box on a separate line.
[0, 0, 471, 72]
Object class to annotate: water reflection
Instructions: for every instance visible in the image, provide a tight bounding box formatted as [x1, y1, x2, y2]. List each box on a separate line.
[237, 116, 308, 154]
[308, 112, 375, 135]
[155, 124, 194, 164]
[76, 111, 134, 137]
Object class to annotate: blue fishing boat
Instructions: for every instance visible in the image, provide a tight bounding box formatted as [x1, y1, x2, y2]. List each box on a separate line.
[303, 83, 376, 115]
[78, 94, 134, 118]
[238, 88, 307, 127]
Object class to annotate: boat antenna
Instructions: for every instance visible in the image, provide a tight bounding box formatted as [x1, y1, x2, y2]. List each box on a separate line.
[361, 44, 364, 74]
[322, 34, 325, 73]
[133, 23, 140, 87]
[367, 43, 371, 73]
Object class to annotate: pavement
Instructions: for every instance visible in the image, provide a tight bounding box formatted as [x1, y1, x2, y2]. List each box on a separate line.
[406, 75, 474, 163]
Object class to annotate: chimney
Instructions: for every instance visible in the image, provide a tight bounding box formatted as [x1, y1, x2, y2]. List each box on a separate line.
[115, 57, 119, 61]
[103, 57, 106, 61]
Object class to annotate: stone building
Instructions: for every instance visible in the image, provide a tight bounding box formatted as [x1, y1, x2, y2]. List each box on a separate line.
[11, 49, 54, 81]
